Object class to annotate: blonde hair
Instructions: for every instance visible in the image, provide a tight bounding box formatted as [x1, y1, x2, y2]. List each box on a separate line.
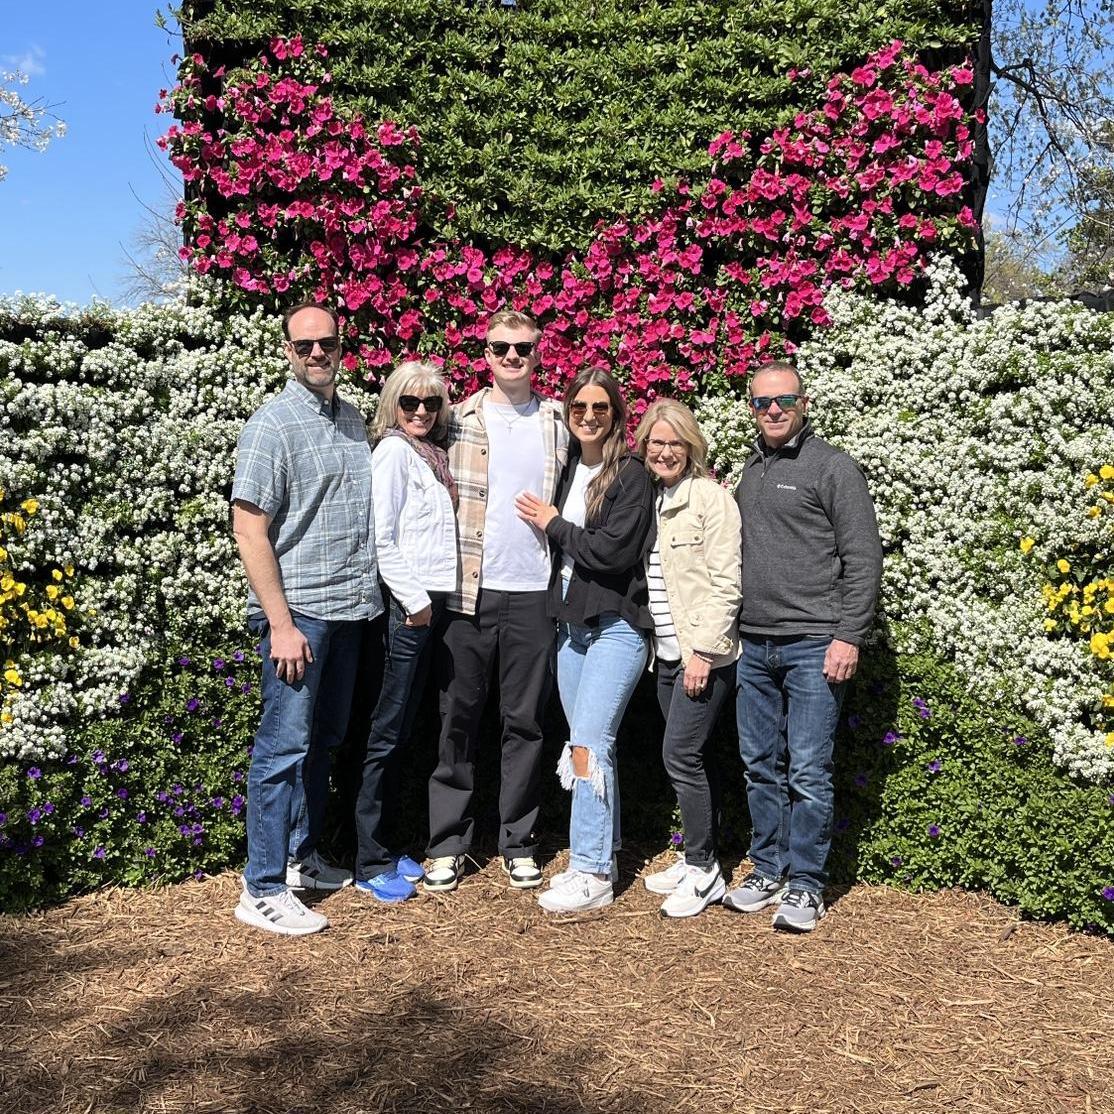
[371, 361, 450, 442]
[485, 309, 540, 339]
[634, 399, 709, 481]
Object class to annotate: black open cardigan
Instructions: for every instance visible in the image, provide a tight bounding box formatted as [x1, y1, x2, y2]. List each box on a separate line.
[543, 450, 654, 631]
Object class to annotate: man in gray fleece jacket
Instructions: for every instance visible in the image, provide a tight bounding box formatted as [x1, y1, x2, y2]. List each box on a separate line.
[723, 361, 882, 932]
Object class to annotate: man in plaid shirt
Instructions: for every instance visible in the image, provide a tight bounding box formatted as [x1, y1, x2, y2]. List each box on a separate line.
[230, 303, 383, 936]
[425, 310, 569, 892]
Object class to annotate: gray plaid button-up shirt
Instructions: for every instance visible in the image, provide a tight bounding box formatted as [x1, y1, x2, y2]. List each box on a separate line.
[232, 379, 382, 622]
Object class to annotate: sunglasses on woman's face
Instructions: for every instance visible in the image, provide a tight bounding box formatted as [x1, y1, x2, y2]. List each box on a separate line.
[289, 336, 340, 357]
[569, 401, 611, 419]
[487, 340, 536, 358]
[398, 394, 444, 414]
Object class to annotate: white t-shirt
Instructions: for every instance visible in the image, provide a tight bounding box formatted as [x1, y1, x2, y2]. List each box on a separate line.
[559, 459, 604, 581]
[481, 400, 552, 592]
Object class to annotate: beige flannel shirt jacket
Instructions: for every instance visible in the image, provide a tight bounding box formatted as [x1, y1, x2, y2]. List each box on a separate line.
[446, 388, 569, 615]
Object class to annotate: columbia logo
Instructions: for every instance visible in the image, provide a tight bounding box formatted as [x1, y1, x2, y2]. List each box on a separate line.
[776, 484, 797, 491]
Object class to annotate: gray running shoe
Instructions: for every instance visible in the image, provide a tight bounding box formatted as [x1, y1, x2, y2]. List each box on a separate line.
[722, 873, 788, 913]
[772, 889, 827, 932]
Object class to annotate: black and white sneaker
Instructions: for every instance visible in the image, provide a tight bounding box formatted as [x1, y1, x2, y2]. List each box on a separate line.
[285, 849, 353, 891]
[660, 862, 726, 918]
[234, 887, 328, 936]
[502, 855, 543, 889]
[423, 855, 465, 892]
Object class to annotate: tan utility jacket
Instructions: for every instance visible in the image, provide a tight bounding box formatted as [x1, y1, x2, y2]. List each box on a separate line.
[656, 474, 742, 668]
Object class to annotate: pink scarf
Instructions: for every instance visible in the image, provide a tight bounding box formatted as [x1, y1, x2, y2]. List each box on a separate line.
[384, 428, 458, 510]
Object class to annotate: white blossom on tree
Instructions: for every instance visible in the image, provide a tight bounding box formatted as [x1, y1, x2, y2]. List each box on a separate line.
[0, 67, 66, 183]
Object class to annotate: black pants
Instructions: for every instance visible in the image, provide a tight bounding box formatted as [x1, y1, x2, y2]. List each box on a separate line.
[656, 658, 734, 867]
[427, 588, 553, 858]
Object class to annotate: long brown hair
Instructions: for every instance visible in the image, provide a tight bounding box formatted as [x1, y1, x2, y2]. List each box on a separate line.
[563, 368, 629, 523]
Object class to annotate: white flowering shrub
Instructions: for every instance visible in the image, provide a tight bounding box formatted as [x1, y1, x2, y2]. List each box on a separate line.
[0, 287, 276, 761]
[697, 257, 1114, 783]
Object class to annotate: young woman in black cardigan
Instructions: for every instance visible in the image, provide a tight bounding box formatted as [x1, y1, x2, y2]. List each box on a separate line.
[515, 368, 653, 913]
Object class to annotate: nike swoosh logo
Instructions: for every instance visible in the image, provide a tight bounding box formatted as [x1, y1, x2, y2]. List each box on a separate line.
[696, 876, 719, 898]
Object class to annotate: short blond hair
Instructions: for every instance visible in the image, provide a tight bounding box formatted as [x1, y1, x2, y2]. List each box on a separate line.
[371, 361, 450, 442]
[634, 399, 709, 480]
[485, 309, 540, 339]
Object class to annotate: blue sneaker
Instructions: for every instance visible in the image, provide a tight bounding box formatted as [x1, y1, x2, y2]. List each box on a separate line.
[354, 869, 417, 903]
[393, 854, 426, 883]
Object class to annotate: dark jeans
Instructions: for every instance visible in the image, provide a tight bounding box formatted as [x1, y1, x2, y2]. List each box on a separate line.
[736, 635, 847, 894]
[656, 657, 734, 868]
[354, 592, 444, 881]
[244, 612, 365, 897]
[427, 588, 553, 858]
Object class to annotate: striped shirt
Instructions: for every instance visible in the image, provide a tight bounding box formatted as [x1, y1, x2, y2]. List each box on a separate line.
[445, 388, 568, 615]
[232, 378, 382, 622]
[648, 491, 680, 661]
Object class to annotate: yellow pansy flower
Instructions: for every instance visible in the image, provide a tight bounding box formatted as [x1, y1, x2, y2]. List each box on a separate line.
[1085, 472, 1100, 488]
[51, 569, 62, 583]
[19, 498, 38, 515]
[45, 585, 59, 600]
[3, 668, 21, 686]
[1019, 536, 1035, 554]
[63, 564, 74, 577]
[1043, 618, 1058, 631]
[1100, 464, 1114, 480]
[1086, 506, 1102, 518]
[68, 635, 80, 649]
[61, 596, 74, 610]
[1057, 558, 1071, 574]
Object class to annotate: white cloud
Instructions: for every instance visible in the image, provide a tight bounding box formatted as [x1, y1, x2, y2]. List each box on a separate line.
[3, 46, 47, 78]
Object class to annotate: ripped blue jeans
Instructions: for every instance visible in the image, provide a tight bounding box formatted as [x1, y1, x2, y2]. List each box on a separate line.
[555, 613, 648, 875]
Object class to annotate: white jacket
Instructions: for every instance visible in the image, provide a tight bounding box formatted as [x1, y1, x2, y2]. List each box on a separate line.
[371, 436, 459, 614]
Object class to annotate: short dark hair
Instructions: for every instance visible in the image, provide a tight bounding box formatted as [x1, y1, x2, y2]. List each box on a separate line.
[282, 301, 340, 339]
[749, 360, 806, 395]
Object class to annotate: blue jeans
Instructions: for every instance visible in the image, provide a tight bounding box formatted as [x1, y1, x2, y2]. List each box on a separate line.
[244, 612, 365, 897]
[736, 635, 847, 895]
[556, 613, 648, 875]
[355, 592, 443, 880]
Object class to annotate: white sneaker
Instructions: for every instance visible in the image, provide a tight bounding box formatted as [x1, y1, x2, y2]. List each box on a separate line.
[660, 862, 726, 918]
[551, 852, 618, 888]
[286, 849, 353, 891]
[537, 870, 614, 913]
[235, 887, 329, 936]
[643, 852, 687, 895]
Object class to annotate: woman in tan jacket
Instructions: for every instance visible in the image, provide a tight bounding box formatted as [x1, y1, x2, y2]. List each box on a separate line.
[634, 399, 742, 918]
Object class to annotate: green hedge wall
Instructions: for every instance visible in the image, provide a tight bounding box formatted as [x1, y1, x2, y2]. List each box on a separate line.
[179, 0, 980, 251]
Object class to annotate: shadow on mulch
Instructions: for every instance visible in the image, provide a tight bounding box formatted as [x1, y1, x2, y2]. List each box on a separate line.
[2, 859, 1113, 1114]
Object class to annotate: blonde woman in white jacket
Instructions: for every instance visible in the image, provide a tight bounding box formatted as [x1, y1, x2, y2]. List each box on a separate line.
[634, 399, 742, 918]
[354, 362, 459, 904]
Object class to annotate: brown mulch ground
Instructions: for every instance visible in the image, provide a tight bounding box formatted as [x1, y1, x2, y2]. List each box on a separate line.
[1, 852, 1111, 1114]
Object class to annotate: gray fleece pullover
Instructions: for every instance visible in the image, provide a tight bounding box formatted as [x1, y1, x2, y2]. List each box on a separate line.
[733, 422, 882, 645]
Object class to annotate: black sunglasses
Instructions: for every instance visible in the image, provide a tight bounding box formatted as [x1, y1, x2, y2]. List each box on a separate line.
[487, 341, 536, 357]
[290, 336, 340, 357]
[398, 394, 444, 414]
[569, 401, 612, 418]
[751, 393, 805, 412]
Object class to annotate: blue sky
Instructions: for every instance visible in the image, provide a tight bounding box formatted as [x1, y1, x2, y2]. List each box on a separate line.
[0, 4, 182, 304]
